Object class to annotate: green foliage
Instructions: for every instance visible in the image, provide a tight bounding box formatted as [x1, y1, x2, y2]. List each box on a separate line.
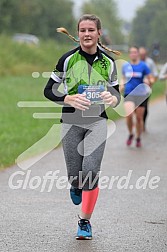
[130, 0, 167, 53]
[81, 0, 124, 44]
[0, 35, 71, 168]
[0, 35, 165, 169]
[0, 0, 76, 40]
[0, 35, 73, 76]
[0, 75, 165, 169]
[147, 9, 167, 52]
[0, 0, 124, 43]
[0, 75, 61, 169]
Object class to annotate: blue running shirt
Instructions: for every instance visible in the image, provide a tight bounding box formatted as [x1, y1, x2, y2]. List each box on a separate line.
[122, 61, 150, 95]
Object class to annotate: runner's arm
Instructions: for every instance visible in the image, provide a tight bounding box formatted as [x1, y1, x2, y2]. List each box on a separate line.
[44, 77, 67, 104]
[106, 61, 121, 107]
[106, 84, 121, 107]
[159, 63, 167, 80]
[119, 76, 126, 93]
[144, 74, 155, 87]
[143, 63, 154, 87]
[151, 60, 158, 81]
[44, 56, 67, 104]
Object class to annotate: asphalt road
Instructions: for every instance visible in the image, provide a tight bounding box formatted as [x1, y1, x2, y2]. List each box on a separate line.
[0, 99, 167, 252]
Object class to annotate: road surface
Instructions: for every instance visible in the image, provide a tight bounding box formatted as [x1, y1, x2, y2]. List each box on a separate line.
[0, 99, 167, 252]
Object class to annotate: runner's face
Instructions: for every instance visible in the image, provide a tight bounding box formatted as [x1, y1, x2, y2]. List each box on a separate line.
[78, 20, 101, 50]
[129, 48, 139, 61]
[139, 49, 147, 60]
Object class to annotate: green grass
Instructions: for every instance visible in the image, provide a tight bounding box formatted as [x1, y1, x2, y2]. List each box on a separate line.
[0, 34, 72, 76]
[150, 80, 166, 100]
[0, 75, 62, 169]
[0, 35, 72, 169]
[0, 35, 166, 169]
[0, 76, 165, 169]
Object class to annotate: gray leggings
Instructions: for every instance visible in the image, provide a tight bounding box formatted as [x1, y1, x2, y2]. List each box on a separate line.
[61, 119, 107, 191]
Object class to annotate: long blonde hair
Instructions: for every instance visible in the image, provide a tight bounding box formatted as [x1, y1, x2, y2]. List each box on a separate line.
[57, 14, 121, 56]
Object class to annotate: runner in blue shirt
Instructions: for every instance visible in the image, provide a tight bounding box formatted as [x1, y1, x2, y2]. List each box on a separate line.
[120, 46, 152, 147]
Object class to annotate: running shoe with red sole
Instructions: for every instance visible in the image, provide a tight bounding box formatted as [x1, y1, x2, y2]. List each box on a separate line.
[126, 134, 134, 146]
[136, 138, 141, 148]
[76, 219, 92, 240]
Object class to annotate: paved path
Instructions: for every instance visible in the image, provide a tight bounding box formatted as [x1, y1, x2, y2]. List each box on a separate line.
[0, 99, 167, 252]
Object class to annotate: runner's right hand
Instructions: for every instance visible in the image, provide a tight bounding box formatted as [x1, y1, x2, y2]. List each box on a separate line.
[64, 94, 91, 111]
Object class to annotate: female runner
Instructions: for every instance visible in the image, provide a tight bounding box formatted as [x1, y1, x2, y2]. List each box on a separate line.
[44, 14, 121, 240]
[120, 46, 152, 147]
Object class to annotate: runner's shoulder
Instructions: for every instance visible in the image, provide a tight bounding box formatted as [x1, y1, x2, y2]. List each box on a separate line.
[56, 46, 80, 71]
[146, 57, 154, 64]
[139, 60, 148, 67]
[100, 49, 115, 62]
[58, 46, 80, 64]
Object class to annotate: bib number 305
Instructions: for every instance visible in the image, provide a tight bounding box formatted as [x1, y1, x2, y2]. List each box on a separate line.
[85, 86, 105, 102]
[86, 90, 100, 100]
[78, 85, 105, 103]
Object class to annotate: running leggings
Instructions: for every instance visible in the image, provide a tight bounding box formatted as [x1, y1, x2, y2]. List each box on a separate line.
[61, 119, 107, 191]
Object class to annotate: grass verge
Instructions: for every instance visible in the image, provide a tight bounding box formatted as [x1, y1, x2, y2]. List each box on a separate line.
[0, 75, 166, 170]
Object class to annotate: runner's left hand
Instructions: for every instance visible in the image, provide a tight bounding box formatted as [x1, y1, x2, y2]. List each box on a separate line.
[100, 91, 118, 107]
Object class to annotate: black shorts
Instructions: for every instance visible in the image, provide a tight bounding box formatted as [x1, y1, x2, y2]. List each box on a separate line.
[124, 94, 148, 108]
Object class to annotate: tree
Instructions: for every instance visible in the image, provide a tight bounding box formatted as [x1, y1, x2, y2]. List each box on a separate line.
[0, 0, 76, 41]
[81, 0, 124, 45]
[147, 9, 167, 52]
[0, 0, 19, 32]
[130, 0, 167, 54]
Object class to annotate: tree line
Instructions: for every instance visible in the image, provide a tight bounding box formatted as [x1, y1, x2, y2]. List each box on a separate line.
[0, 0, 124, 44]
[0, 0, 76, 40]
[0, 0, 166, 55]
[130, 0, 167, 58]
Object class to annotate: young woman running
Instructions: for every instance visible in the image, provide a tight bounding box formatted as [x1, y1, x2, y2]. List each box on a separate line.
[120, 46, 152, 147]
[44, 14, 121, 240]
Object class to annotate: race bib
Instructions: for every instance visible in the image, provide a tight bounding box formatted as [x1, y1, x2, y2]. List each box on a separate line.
[78, 85, 105, 103]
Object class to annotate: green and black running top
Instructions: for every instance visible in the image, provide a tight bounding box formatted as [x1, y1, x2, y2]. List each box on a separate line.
[44, 46, 121, 124]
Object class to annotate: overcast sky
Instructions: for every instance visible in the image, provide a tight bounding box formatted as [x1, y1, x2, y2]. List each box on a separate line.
[72, 0, 146, 21]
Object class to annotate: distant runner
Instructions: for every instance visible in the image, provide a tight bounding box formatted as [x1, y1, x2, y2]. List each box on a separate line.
[139, 47, 158, 131]
[159, 62, 167, 102]
[120, 46, 152, 147]
[159, 62, 167, 80]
